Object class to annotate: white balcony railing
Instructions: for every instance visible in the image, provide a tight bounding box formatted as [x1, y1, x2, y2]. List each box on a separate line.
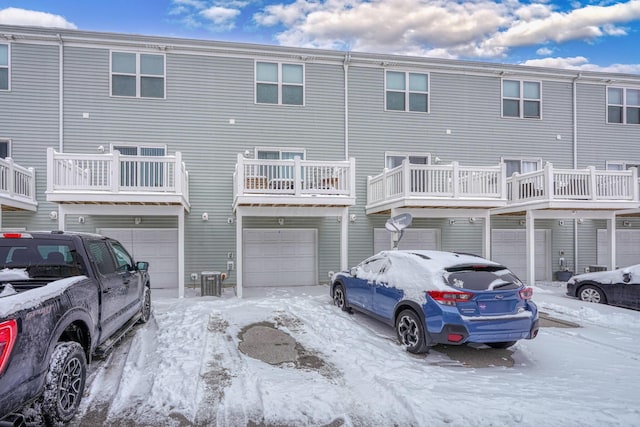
[507, 163, 639, 203]
[367, 161, 506, 206]
[0, 157, 37, 208]
[234, 154, 356, 200]
[46, 148, 189, 206]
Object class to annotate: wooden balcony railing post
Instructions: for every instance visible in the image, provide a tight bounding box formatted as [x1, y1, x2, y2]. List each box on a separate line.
[544, 162, 553, 200]
[349, 158, 356, 198]
[6, 157, 14, 197]
[500, 162, 507, 199]
[47, 148, 55, 192]
[294, 156, 301, 196]
[511, 172, 519, 201]
[28, 167, 35, 199]
[236, 154, 245, 196]
[403, 159, 411, 197]
[174, 152, 183, 194]
[632, 167, 639, 201]
[382, 168, 389, 201]
[111, 150, 120, 193]
[452, 161, 459, 198]
[588, 166, 597, 200]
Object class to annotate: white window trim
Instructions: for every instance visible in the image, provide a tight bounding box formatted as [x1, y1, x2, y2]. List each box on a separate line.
[110, 51, 166, 99]
[254, 61, 305, 106]
[501, 157, 542, 175]
[501, 79, 542, 119]
[607, 86, 640, 125]
[254, 147, 306, 160]
[110, 143, 167, 155]
[384, 151, 431, 168]
[606, 160, 640, 170]
[384, 70, 430, 113]
[0, 43, 10, 92]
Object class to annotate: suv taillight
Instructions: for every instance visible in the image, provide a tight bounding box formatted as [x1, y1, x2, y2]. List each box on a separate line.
[0, 319, 17, 375]
[427, 290, 474, 306]
[519, 287, 533, 300]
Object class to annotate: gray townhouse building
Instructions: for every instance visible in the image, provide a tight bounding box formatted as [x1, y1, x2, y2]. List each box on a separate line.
[1, 24, 640, 298]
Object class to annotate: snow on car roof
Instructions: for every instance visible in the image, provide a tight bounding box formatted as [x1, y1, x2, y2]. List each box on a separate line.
[355, 250, 503, 303]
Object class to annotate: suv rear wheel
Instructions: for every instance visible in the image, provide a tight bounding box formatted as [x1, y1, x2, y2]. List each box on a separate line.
[395, 309, 429, 354]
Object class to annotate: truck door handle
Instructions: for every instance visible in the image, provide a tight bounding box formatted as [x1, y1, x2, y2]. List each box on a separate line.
[103, 288, 113, 294]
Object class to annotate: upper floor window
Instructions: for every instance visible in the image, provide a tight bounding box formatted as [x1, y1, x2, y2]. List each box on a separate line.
[607, 87, 640, 124]
[0, 140, 9, 158]
[502, 158, 541, 176]
[111, 52, 165, 98]
[502, 80, 541, 119]
[385, 152, 430, 169]
[385, 71, 429, 112]
[255, 62, 304, 105]
[0, 44, 9, 91]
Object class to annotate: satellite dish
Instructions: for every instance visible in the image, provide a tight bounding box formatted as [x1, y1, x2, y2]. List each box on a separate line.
[385, 213, 412, 249]
[385, 213, 412, 232]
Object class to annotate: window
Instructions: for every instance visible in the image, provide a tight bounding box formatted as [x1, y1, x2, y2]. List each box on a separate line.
[606, 161, 640, 171]
[502, 158, 541, 176]
[0, 44, 8, 91]
[385, 71, 429, 112]
[113, 144, 166, 187]
[255, 147, 305, 161]
[607, 87, 640, 124]
[385, 152, 430, 169]
[255, 62, 304, 105]
[109, 241, 134, 272]
[502, 80, 541, 118]
[0, 140, 9, 158]
[88, 241, 117, 276]
[111, 51, 165, 98]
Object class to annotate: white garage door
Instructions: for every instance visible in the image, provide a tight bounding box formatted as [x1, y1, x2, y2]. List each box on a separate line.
[244, 229, 317, 287]
[374, 228, 439, 253]
[597, 229, 640, 268]
[491, 229, 550, 281]
[98, 228, 178, 289]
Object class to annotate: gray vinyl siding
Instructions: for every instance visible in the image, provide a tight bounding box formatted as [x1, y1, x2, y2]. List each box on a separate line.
[0, 42, 60, 230]
[576, 83, 640, 168]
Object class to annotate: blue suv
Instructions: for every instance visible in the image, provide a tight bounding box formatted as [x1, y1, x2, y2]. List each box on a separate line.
[331, 250, 539, 353]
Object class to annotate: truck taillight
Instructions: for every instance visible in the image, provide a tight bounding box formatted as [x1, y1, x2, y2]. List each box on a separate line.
[519, 287, 533, 300]
[427, 290, 474, 306]
[1, 232, 32, 239]
[0, 319, 17, 375]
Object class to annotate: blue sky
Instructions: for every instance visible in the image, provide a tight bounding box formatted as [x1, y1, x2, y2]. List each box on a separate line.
[1, 0, 639, 73]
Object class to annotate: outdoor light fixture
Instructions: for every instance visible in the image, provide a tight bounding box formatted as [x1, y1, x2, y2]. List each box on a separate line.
[277, 217, 284, 226]
[201, 212, 209, 221]
[134, 217, 142, 225]
[49, 211, 58, 220]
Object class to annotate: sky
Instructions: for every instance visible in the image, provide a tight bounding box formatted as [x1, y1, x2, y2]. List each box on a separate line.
[63, 282, 639, 426]
[0, 1, 639, 73]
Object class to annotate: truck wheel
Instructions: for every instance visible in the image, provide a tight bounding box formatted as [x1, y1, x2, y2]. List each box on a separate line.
[138, 286, 151, 324]
[41, 342, 87, 426]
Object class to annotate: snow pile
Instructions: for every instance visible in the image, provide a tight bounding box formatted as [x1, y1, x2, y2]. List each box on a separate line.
[73, 284, 640, 427]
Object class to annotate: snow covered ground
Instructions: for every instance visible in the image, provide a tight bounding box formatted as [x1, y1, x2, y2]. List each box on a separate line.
[69, 282, 640, 427]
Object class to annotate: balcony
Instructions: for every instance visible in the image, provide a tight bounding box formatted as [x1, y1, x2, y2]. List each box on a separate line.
[494, 163, 640, 215]
[0, 157, 37, 211]
[233, 154, 356, 210]
[45, 148, 190, 210]
[366, 162, 507, 214]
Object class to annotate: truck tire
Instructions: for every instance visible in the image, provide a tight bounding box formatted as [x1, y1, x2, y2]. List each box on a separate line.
[41, 342, 87, 426]
[138, 286, 151, 324]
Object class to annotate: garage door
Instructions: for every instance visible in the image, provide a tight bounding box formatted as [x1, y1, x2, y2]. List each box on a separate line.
[491, 229, 550, 281]
[597, 229, 640, 268]
[374, 228, 439, 253]
[98, 228, 178, 290]
[244, 229, 317, 287]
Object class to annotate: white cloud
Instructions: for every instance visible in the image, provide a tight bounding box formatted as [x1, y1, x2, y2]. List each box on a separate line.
[169, 0, 250, 32]
[536, 47, 553, 55]
[200, 6, 240, 28]
[0, 7, 76, 29]
[252, 0, 640, 66]
[523, 56, 640, 74]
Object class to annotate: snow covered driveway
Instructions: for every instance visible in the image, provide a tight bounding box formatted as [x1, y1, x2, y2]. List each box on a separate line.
[70, 283, 640, 427]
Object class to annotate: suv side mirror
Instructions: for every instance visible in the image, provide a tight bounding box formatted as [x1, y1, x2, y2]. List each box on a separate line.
[350, 267, 358, 277]
[136, 261, 149, 271]
[623, 272, 631, 283]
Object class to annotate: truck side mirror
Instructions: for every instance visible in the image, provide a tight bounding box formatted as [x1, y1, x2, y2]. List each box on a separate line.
[136, 261, 149, 271]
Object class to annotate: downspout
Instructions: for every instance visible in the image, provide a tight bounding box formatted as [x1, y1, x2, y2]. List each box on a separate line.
[343, 52, 351, 160]
[573, 73, 581, 274]
[57, 34, 63, 152]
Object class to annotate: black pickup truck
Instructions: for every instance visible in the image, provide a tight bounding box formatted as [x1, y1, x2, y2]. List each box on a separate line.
[0, 231, 151, 426]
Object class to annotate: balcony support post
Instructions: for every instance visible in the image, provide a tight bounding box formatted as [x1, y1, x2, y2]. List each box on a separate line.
[544, 162, 553, 200]
[340, 208, 349, 272]
[47, 148, 55, 193]
[525, 211, 535, 287]
[294, 156, 301, 196]
[403, 160, 411, 197]
[175, 152, 183, 196]
[349, 158, 356, 197]
[7, 157, 14, 197]
[452, 161, 459, 198]
[111, 150, 120, 193]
